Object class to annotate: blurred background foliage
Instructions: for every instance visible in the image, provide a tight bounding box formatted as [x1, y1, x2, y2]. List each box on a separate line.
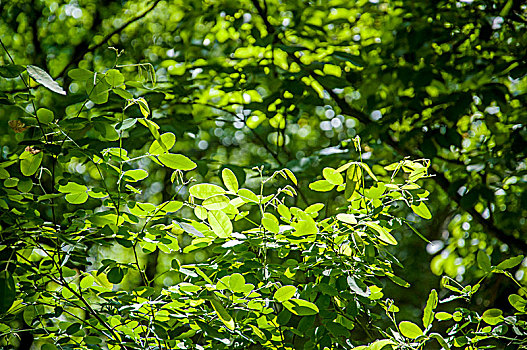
[1, 0, 527, 342]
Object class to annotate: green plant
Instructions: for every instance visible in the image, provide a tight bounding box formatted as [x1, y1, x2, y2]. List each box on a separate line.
[1, 53, 526, 350]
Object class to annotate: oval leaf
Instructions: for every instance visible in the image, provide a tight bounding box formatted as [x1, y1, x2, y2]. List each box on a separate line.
[222, 168, 238, 193]
[482, 308, 504, 325]
[20, 151, 43, 176]
[274, 285, 297, 302]
[203, 195, 230, 211]
[36, 108, 54, 124]
[399, 321, 423, 339]
[309, 179, 335, 192]
[123, 169, 148, 182]
[27, 65, 66, 95]
[283, 298, 319, 316]
[208, 210, 232, 238]
[149, 133, 176, 155]
[496, 255, 524, 270]
[323, 167, 343, 185]
[211, 299, 235, 330]
[411, 202, 432, 219]
[190, 184, 226, 199]
[158, 154, 196, 170]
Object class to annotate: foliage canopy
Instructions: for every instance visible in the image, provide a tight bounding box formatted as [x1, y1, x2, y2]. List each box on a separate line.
[1, 0, 527, 349]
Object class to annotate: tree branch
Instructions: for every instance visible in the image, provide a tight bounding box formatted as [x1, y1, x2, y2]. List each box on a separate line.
[56, 0, 162, 78]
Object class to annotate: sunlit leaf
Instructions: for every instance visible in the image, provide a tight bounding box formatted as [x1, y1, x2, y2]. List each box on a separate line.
[399, 321, 423, 339]
[158, 154, 196, 170]
[274, 285, 297, 302]
[222, 168, 238, 193]
[149, 132, 176, 155]
[27, 65, 66, 95]
[283, 298, 319, 316]
[411, 202, 432, 219]
[210, 299, 235, 330]
[20, 150, 43, 176]
[190, 184, 226, 199]
[208, 210, 232, 238]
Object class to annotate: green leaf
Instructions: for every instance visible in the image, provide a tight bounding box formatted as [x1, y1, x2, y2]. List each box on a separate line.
[20, 150, 43, 176]
[68, 68, 93, 81]
[283, 298, 319, 316]
[149, 132, 176, 155]
[113, 87, 133, 100]
[80, 275, 95, 289]
[238, 188, 259, 203]
[41, 344, 58, 350]
[105, 69, 125, 87]
[0, 270, 16, 314]
[58, 182, 87, 194]
[262, 212, 279, 234]
[65, 192, 88, 204]
[86, 75, 109, 104]
[430, 333, 451, 350]
[278, 204, 291, 221]
[336, 213, 357, 225]
[157, 201, 183, 213]
[158, 154, 196, 170]
[27, 65, 66, 95]
[309, 179, 335, 192]
[190, 183, 226, 199]
[36, 108, 54, 124]
[509, 294, 527, 312]
[435, 312, 453, 321]
[369, 340, 396, 350]
[292, 215, 318, 236]
[58, 181, 89, 203]
[359, 162, 378, 181]
[422, 289, 438, 328]
[323, 167, 343, 185]
[344, 163, 361, 200]
[23, 306, 35, 326]
[399, 321, 424, 339]
[115, 117, 137, 131]
[136, 97, 150, 117]
[482, 309, 504, 325]
[107, 267, 124, 284]
[274, 285, 297, 302]
[477, 251, 492, 272]
[222, 168, 238, 193]
[208, 210, 232, 238]
[4, 177, 18, 187]
[229, 273, 245, 292]
[411, 202, 432, 219]
[65, 322, 81, 335]
[364, 221, 397, 245]
[325, 321, 350, 338]
[284, 168, 297, 185]
[211, 299, 235, 330]
[496, 255, 524, 270]
[0, 64, 25, 78]
[84, 336, 102, 344]
[203, 195, 230, 210]
[123, 169, 148, 182]
[347, 276, 371, 297]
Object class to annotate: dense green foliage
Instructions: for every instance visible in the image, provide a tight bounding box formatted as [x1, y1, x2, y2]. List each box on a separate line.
[1, 0, 527, 349]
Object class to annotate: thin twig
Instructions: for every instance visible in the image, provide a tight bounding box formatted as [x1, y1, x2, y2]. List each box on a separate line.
[56, 0, 162, 78]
